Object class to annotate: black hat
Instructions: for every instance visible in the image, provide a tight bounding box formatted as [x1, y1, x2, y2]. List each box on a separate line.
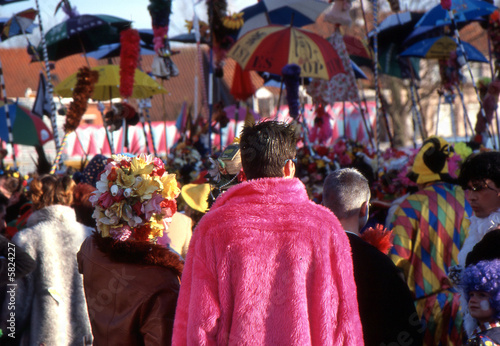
[466, 228, 500, 266]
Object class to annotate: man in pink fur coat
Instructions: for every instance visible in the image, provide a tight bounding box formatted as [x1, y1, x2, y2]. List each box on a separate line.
[172, 120, 363, 345]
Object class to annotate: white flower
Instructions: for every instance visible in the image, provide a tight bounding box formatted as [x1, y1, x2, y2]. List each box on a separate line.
[89, 193, 99, 206]
[110, 185, 119, 196]
[123, 188, 133, 198]
[99, 215, 119, 225]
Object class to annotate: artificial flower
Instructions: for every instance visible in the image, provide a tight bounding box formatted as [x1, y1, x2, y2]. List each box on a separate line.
[110, 225, 132, 241]
[160, 198, 177, 218]
[116, 168, 136, 188]
[144, 193, 164, 220]
[134, 175, 160, 200]
[97, 191, 114, 209]
[160, 173, 180, 200]
[130, 155, 155, 176]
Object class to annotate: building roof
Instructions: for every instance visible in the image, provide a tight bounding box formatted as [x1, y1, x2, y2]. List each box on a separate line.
[0, 46, 265, 123]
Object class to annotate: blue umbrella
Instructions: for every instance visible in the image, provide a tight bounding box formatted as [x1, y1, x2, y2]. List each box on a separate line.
[400, 36, 488, 63]
[237, 0, 329, 38]
[415, 0, 496, 27]
[404, 20, 476, 47]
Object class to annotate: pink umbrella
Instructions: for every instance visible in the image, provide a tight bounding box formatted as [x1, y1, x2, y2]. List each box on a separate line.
[224, 104, 260, 121]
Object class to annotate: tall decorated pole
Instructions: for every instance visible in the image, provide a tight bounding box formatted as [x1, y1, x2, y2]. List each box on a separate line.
[371, 0, 382, 164]
[35, 0, 61, 164]
[51, 66, 99, 173]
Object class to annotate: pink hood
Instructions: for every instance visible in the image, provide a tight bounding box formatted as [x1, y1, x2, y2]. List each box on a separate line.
[173, 178, 363, 345]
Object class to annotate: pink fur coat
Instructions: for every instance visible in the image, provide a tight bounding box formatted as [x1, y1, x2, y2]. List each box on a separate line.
[172, 178, 363, 345]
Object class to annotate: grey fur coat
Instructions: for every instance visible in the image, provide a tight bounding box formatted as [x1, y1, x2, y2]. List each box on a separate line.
[1, 205, 93, 345]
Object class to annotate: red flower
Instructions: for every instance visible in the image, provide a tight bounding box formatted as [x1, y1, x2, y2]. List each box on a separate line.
[108, 167, 118, 181]
[315, 146, 329, 156]
[134, 224, 151, 242]
[132, 200, 143, 217]
[120, 160, 131, 168]
[160, 199, 177, 217]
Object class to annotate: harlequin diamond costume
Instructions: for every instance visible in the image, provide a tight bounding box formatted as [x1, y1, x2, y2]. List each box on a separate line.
[388, 137, 472, 345]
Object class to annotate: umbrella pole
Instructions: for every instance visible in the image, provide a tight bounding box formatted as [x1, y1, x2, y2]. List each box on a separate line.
[234, 102, 239, 136]
[356, 101, 376, 149]
[455, 84, 471, 142]
[50, 132, 69, 174]
[371, 0, 382, 171]
[145, 105, 157, 157]
[359, 87, 377, 148]
[487, 35, 500, 149]
[208, 47, 214, 155]
[448, 92, 458, 143]
[97, 102, 114, 155]
[276, 78, 284, 120]
[35, 0, 61, 164]
[342, 101, 347, 139]
[409, 81, 426, 141]
[139, 103, 151, 155]
[0, 59, 17, 169]
[121, 118, 127, 153]
[436, 92, 442, 136]
[450, 13, 494, 146]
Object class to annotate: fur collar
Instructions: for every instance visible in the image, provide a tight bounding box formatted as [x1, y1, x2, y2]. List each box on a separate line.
[26, 204, 77, 228]
[92, 232, 184, 277]
[458, 208, 500, 266]
[210, 177, 309, 212]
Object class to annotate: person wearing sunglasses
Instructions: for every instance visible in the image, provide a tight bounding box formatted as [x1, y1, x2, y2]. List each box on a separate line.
[458, 151, 500, 266]
[455, 151, 500, 338]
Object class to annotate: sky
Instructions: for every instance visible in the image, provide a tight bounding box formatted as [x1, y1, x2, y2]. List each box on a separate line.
[0, 0, 257, 47]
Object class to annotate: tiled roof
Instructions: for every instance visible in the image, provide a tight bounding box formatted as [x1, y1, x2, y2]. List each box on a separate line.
[0, 46, 265, 123]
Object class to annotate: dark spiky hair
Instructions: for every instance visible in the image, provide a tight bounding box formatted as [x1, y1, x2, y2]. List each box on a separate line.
[239, 120, 297, 180]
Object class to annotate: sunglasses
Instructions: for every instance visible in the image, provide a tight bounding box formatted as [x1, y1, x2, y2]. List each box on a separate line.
[284, 158, 297, 165]
[465, 181, 498, 193]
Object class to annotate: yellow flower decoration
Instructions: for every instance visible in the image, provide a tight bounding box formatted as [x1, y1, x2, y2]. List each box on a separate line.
[130, 156, 154, 176]
[134, 175, 160, 201]
[116, 168, 136, 188]
[161, 173, 180, 200]
[149, 220, 165, 239]
[99, 223, 110, 238]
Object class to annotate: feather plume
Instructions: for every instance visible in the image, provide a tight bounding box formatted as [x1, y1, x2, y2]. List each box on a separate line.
[361, 224, 394, 255]
[119, 28, 140, 99]
[64, 66, 98, 133]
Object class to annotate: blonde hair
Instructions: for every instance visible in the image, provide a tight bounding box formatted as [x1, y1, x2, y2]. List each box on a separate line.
[28, 175, 76, 210]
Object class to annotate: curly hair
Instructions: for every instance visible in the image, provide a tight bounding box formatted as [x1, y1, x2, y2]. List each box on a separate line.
[459, 151, 500, 189]
[28, 174, 76, 210]
[460, 259, 500, 320]
[72, 182, 97, 227]
[239, 120, 297, 180]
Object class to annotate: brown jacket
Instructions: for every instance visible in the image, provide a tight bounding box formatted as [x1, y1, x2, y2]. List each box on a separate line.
[77, 234, 184, 345]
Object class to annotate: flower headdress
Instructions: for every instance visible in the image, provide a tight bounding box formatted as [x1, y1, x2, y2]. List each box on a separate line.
[90, 154, 180, 242]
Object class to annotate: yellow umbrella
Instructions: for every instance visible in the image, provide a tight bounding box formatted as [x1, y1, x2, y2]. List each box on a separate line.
[54, 64, 168, 100]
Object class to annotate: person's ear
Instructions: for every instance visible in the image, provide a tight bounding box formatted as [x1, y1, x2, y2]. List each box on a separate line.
[360, 201, 369, 217]
[283, 159, 295, 179]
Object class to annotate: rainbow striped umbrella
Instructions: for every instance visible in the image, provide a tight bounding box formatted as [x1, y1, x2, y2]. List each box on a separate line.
[228, 25, 345, 80]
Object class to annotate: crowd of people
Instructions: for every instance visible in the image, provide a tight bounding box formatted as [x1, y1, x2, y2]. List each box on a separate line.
[0, 119, 499, 345]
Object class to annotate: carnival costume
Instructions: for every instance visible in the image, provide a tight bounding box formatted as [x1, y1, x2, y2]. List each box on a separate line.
[389, 136, 472, 345]
[173, 177, 363, 345]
